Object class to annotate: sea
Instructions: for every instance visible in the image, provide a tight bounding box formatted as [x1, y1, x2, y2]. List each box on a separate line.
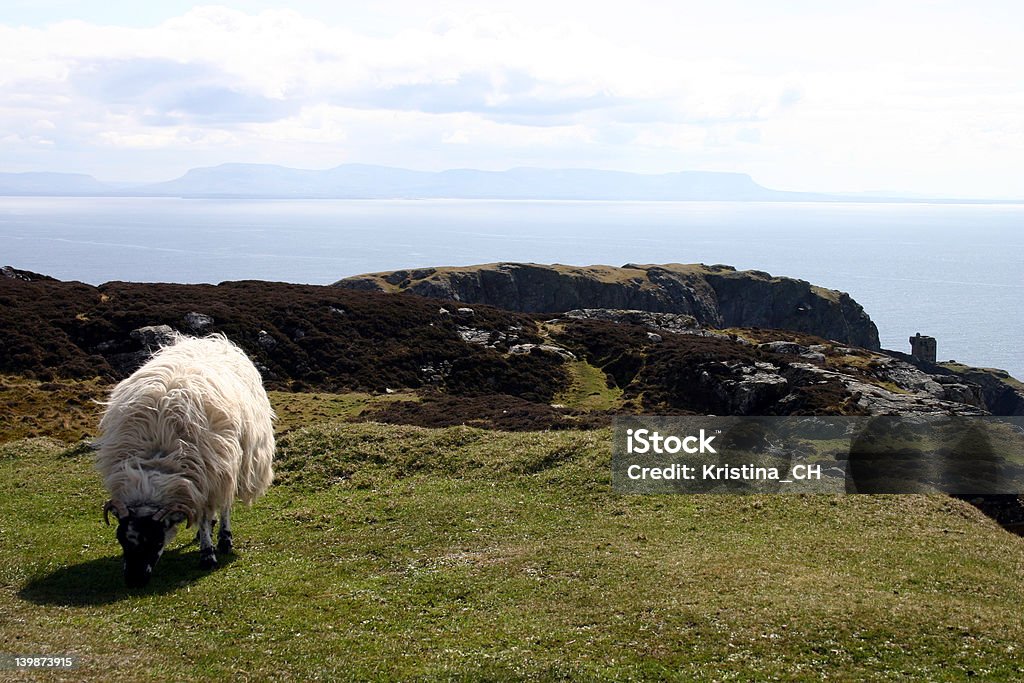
[1, 197, 1021, 379]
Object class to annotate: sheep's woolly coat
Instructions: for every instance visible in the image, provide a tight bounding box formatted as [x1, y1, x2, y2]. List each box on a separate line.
[96, 334, 275, 518]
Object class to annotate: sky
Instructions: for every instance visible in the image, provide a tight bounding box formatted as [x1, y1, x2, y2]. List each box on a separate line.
[1, 1, 1022, 197]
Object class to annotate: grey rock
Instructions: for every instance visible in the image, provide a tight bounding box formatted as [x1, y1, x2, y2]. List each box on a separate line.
[565, 308, 700, 334]
[938, 365, 1024, 416]
[508, 343, 577, 361]
[183, 312, 214, 332]
[758, 341, 806, 355]
[939, 382, 984, 407]
[562, 308, 735, 340]
[866, 356, 986, 409]
[457, 327, 496, 345]
[130, 325, 176, 351]
[257, 330, 277, 351]
[714, 366, 789, 414]
[104, 325, 178, 376]
[790, 362, 987, 415]
[1, 266, 45, 281]
[420, 360, 452, 384]
[384, 270, 410, 286]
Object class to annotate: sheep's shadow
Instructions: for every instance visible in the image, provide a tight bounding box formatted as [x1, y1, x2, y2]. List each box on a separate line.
[18, 547, 237, 606]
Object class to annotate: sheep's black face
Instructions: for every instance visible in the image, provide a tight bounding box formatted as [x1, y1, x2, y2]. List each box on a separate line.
[116, 516, 176, 588]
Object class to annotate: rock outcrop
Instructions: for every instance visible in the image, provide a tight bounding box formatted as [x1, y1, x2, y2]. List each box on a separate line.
[335, 262, 881, 349]
[1, 266, 55, 282]
[945, 366, 1024, 416]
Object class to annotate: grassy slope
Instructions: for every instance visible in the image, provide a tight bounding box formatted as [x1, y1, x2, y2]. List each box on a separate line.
[2, 424, 1023, 681]
[0, 375, 107, 444]
[348, 262, 850, 302]
[554, 361, 624, 412]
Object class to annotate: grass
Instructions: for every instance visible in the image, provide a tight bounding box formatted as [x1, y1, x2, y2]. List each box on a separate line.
[349, 262, 679, 289]
[268, 389, 419, 434]
[2, 420, 1024, 681]
[0, 375, 107, 444]
[554, 361, 623, 411]
[0, 379, 420, 445]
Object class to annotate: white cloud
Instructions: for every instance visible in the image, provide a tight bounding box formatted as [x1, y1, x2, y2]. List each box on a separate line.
[0, 2, 1021, 195]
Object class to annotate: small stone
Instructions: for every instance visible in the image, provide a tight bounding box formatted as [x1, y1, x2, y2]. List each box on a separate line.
[257, 330, 277, 350]
[130, 325, 176, 351]
[183, 312, 214, 332]
[758, 341, 806, 355]
[508, 343, 576, 361]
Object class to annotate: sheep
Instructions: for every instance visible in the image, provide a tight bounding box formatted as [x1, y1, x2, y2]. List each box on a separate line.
[96, 333, 274, 587]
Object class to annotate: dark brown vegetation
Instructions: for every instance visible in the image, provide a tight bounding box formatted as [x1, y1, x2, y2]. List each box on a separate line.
[0, 276, 565, 401]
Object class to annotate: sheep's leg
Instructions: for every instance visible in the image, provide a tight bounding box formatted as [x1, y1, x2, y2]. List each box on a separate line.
[217, 506, 233, 554]
[198, 514, 218, 570]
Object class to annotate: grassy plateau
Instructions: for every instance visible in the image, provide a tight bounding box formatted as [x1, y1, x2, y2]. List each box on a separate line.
[1, 388, 1024, 681]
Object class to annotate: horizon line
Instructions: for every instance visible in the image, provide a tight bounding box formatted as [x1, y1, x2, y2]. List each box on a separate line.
[1, 163, 1022, 204]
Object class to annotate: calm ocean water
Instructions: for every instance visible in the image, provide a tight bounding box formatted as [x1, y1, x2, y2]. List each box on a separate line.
[1, 197, 1021, 378]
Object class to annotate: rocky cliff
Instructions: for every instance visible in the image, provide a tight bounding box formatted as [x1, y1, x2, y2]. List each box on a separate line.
[2, 269, 1022, 424]
[335, 262, 881, 350]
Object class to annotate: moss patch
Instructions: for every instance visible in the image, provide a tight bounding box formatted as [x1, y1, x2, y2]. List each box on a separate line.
[0, 375, 107, 444]
[555, 360, 624, 411]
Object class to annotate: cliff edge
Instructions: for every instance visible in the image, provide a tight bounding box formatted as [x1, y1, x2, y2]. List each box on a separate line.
[335, 262, 881, 350]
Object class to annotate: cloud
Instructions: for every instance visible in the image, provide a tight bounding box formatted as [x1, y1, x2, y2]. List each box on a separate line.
[0, 7, 792, 133]
[0, 3, 1021, 196]
[69, 58, 300, 124]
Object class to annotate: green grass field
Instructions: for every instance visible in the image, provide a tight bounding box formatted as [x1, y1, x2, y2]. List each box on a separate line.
[2, 416, 1024, 681]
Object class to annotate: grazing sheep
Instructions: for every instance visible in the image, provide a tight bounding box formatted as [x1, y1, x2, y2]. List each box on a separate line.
[96, 333, 274, 587]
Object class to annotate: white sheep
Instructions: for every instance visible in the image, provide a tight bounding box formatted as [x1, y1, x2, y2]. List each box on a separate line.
[96, 333, 274, 586]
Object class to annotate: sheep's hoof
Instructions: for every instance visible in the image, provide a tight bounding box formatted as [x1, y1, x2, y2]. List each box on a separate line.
[217, 532, 233, 555]
[199, 549, 218, 570]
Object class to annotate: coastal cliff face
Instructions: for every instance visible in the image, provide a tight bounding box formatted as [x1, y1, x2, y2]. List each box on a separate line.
[335, 262, 881, 350]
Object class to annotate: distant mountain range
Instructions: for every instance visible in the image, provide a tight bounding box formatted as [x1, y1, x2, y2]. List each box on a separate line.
[0, 164, 1017, 203]
[0, 172, 113, 196]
